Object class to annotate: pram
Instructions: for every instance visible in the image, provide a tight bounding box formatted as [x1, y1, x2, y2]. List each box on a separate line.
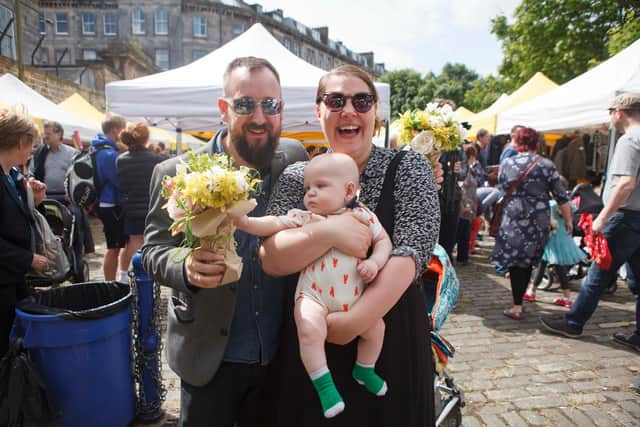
[535, 183, 620, 293]
[423, 244, 465, 426]
[26, 199, 90, 287]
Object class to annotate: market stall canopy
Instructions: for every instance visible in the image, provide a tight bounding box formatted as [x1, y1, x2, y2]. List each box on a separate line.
[454, 106, 475, 123]
[0, 74, 99, 141]
[59, 93, 205, 150]
[497, 38, 640, 134]
[105, 23, 390, 133]
[467, 72, 558, 136]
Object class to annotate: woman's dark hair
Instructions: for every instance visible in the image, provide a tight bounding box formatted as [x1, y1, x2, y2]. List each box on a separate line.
[464, 144, 478, 159]
[514, 127, 539, 152]
[316, 64, 381, 133]
[120, 122, 150, 151]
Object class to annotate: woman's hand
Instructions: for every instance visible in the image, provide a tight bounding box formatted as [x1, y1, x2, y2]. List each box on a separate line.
[31, 254, 49, 273]
[186, 249, 227, 288]
[433, 162, 444, 190]
[325, 212, 372, 259]
[28, 178, 47, 206]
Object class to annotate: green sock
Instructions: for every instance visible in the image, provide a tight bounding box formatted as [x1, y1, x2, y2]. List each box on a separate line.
[310, 368, 345, 418]
[352, 362, 387, 396]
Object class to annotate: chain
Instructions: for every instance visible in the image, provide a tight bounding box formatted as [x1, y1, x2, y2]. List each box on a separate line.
[129, 269, 167, 418]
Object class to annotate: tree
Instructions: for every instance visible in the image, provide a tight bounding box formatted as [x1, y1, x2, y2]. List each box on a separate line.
[379, 69, 431, 120]
[607, 8, 640, 56]
[464, 75, 513, 112]
[491, 0, 640, 87]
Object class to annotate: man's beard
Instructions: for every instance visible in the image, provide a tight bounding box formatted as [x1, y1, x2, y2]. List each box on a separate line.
[230, 122, 279, 170]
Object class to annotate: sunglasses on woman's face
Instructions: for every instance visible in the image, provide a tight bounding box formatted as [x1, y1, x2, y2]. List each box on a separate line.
[223, 96, 283, 116]
[318, 92, 377, 113]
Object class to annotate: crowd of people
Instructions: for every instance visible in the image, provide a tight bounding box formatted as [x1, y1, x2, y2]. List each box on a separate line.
[0, 54, 638, 427]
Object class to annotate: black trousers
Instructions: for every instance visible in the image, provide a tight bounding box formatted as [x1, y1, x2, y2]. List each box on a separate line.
[439, 204, 461, 260]
[509, 266, 533, 305]
[180, 362, 269, 427]
[455, 218, 471, 262]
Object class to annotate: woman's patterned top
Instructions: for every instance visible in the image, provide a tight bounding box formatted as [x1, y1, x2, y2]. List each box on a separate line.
[265, 144, 440, 279]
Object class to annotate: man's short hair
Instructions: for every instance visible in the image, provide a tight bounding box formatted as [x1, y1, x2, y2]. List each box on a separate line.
[43, 120, 64, 139]
[102, 112, 126, 135]
[510, 125, 523, 135]
[222, 57, 280, 96]
[476, 128, 489, 140]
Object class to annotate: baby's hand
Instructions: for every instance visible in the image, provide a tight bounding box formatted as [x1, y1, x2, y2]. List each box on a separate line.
[357, 259, 379, 284]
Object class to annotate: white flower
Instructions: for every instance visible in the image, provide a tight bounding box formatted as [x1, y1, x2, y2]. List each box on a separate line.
[205, 166, 225, 190]
[167, 197, 186, 220]
[410, 131, 436, 156]
[234, 171, 249, 193]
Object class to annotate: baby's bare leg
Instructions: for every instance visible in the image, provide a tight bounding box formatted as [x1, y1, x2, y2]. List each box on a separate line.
[295, 297, 344, 418]
[353, 318, 387, 396]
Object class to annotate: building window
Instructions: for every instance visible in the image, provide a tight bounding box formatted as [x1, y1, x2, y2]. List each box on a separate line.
[39, 12, 46, 34]
[0, 6, 15, 59]
[193, 16, 206, 38]
[291, 41, 300, 56]
[55, 12, 68, 34]
[318, 53, 324, 69]
[82, 49, 97, 61]
[305, 48, 315, 65]
[155, 9, 168, 35]
[155, 48, 169, 69]
[192, 50, 207, 61]
[104, 13, 117, 36]
[132, 9, 145, 35]
[282, 38, 290, 50]
[82, 14, 96, 35]
[311, 30, 321, 43]
[231, 22, 244, 36]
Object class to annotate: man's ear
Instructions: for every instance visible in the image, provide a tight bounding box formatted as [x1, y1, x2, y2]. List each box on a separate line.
[218, 98, 229, 124]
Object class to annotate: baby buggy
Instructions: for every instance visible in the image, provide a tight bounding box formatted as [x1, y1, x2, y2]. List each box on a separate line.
[26, 199, 90, 287]
[423, 244, 465, 426]
[535, 183, 620, 293]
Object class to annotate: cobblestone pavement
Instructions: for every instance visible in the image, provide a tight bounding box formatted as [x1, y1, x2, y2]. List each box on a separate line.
[85, 218, 640, 426]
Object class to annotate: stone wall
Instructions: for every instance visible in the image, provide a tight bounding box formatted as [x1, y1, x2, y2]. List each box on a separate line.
[0, 56, 105, 109]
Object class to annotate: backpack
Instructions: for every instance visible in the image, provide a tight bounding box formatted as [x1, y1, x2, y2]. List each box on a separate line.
[64, 145, 109, 209]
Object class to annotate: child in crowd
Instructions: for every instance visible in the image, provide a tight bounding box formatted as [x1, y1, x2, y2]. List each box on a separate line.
[524, 192, 586, 307]
[455, 144, 479, 264]
[235, 153, 392, 418]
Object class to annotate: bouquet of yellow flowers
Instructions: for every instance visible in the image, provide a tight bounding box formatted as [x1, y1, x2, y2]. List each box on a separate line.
[162, 152, 261, 286]
[391, 102, 467, 165]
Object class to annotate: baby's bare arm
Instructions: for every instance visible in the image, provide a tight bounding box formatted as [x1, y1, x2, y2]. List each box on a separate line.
[236, 215, 288, 237]
[368, 228, 392, 271]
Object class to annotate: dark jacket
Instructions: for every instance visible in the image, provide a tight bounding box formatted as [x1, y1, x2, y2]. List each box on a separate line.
[0, 166, 33, 293]
[117, 148, 166, 225]
[92, 134, 123, 205]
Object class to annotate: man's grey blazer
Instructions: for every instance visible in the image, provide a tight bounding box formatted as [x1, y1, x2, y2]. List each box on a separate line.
[141, 136, 307, 386]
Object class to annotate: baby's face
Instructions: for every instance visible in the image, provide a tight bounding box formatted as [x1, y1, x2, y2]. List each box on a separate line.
[303, 167, 352, 215]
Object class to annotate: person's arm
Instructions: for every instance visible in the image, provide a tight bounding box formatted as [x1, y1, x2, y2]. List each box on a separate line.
[592, 175, 636, 233]
[235, 214, 288, 237]
[327, 150, 439, 344]
[259, 163, 372, 276]
[557, 201, 573, 236]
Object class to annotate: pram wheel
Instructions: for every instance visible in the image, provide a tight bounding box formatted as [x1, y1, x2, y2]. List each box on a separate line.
[606, 279, 617, 295]
[438, 405, 461, 427]
[533, 266, 554, 290]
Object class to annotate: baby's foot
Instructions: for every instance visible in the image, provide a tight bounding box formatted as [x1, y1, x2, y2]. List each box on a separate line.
[352, 362, 387, 396]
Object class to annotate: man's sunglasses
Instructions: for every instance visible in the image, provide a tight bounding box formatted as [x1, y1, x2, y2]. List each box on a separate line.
[223, 96, 283, 116]
[318, 92, 377, 113]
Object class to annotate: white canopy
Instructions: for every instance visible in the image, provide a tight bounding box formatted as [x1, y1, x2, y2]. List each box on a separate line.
[497, 38, 640, 134]
[0, 73, 100, 141]
[106, 23, 390, 134]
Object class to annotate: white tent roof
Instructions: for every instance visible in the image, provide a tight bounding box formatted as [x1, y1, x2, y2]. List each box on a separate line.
[497, 38, 640, 134]
[106, 23, 390, 133]
[0, 73, 100, 140]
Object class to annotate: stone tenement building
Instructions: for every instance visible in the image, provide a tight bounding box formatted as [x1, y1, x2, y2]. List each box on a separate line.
[0, 0, 386, 92]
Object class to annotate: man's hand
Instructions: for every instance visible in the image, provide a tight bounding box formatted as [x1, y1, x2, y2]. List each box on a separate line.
[453, 161, 461, 174]
[31, 254, 49, 273]
[592, 215, 606, 235]
[325, 213, 372, 259]
[186, 249, 227, 288]
[357, 259, 379, 284]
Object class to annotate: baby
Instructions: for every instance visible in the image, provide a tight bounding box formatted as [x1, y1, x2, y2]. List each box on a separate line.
[236, 152, 392, 418]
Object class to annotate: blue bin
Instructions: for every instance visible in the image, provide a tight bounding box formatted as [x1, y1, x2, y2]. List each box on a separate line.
[12, 281, 135, 427]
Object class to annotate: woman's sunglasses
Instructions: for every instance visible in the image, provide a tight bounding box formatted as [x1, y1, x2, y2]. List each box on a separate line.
[318, 92, 377, 113]
[223, 96, 283, 116]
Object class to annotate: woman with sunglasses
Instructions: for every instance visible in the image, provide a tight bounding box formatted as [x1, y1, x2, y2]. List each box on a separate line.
[261, 65, 439, 426]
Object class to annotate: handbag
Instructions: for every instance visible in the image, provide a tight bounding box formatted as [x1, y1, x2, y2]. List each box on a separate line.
[489, 156, 542, 238]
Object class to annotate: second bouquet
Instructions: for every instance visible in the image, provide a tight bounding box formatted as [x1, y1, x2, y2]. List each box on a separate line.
[162, 152, 261, 286]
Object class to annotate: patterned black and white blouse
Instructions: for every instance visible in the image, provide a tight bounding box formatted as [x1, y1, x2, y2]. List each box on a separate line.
[266, 144, 440, 278]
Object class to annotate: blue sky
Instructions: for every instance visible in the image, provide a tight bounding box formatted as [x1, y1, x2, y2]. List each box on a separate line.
[257, 0, 520, 77]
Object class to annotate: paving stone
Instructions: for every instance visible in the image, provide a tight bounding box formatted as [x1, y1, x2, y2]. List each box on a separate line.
[519, 410, 547, 425]
[485, 387, 531, 400]
[476, 402, 516, 415]
[559, 407, 596, 426]
[539, 408, 575, 426]
[525, 382, 572, 394]
[600, 402, 638, 425]
[461, 414, 483, 427]
[479, 414, 508, 426]
[513, 395, 568, 410]
[564, 392, 607, 405]
[580, 404, 618, 427]
[502, 411, 529, 427]
[619, 400, 640, 417]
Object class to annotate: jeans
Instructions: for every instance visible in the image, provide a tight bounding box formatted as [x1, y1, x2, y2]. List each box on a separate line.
[566, 211, 640, 332]
[476, 187, 500, 220]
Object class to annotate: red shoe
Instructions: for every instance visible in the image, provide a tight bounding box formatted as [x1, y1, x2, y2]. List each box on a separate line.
[523, 292, 536, 302]
[553, 297, 572, 308]
[503, 308, 524, 320]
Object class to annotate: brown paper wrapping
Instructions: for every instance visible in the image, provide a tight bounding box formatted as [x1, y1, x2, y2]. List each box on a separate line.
[189, 199, 257, 286]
